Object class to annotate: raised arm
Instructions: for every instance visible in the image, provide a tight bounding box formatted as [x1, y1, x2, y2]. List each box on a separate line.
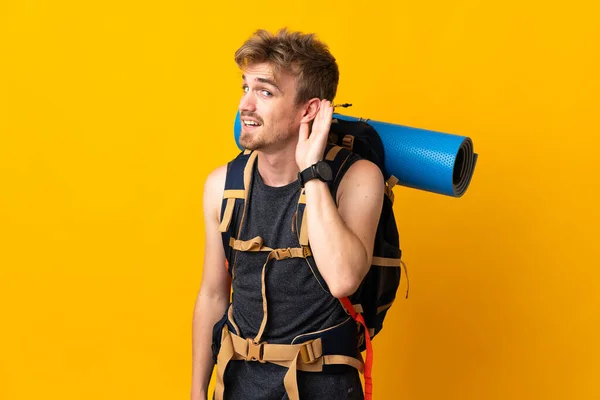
[297, 99, 384, 298]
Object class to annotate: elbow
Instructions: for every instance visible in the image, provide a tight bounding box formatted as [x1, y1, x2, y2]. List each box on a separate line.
[330, 282, 360, 299]
[328, 271, 364, 299]
[326, 251, 370, 299]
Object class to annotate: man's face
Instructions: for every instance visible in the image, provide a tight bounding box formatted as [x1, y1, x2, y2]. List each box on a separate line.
[238, 62, 304, 152]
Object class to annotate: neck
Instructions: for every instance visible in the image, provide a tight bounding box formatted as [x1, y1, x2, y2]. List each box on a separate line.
[255, 145, 299, 187]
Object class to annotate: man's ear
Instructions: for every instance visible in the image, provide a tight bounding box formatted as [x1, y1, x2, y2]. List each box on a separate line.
[300, 98, 322, 124]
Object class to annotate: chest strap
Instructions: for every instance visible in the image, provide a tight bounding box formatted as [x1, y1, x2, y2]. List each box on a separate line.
[227, 235, 311, 344]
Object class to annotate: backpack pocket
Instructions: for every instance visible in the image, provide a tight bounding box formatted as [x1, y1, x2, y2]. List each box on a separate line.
[211, 311, 229, 364]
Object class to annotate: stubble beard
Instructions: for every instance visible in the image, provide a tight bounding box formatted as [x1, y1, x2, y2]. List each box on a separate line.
[239, 127, 268, 151]
[239, 122, 296, 152]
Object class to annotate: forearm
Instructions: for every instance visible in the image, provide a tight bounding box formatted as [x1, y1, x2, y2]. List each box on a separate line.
[191, 291, 229, 400]
[303, 179, 369, 298]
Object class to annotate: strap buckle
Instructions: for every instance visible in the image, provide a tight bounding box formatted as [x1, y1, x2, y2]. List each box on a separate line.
[342, 134, 354, 150]
[274, 248, 292, 260]
[302, 246, 312, 258]
[299, 341, 318, 364]
[246, 339, 266, 363]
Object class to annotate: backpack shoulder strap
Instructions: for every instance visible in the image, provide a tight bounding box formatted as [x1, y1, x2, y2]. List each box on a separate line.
[324, 143, 362, 204]
[296, 143, 360, 245]
[219, 149, 258, 275]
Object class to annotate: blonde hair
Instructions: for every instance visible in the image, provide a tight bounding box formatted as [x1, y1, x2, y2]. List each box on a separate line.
[234, 28, 339, 104]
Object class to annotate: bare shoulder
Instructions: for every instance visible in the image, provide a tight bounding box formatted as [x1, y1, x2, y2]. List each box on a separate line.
[335, 159, 384, 265]
[203, 164, 228, 220]
[200, 164, 231, 299]
[336, 159, 384, 205]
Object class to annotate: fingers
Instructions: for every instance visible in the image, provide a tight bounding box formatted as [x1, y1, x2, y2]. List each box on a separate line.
[315, 99, 333, 134]
[318, 99, 333, 121]
[299, 99, 332, 141]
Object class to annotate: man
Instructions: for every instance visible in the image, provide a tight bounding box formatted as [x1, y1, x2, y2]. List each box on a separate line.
[191, 28, 384, 400]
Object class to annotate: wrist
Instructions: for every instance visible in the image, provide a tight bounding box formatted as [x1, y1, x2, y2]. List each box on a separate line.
[299, 160, 319, 171]
[303, 179, 327, 189]
[298, 160, 333, 188]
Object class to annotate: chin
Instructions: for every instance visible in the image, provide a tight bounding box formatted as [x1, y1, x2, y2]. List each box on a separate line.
[239, 136, 260, 151]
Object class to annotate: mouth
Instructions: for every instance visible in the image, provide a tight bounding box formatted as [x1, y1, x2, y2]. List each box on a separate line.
[242, 119, 262, 128]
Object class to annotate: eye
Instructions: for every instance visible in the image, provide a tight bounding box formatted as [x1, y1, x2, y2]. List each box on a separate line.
[241, 85, 249, 93]
[261, 90, 273, 97]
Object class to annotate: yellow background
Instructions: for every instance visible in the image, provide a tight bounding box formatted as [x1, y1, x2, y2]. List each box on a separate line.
[1, 0, 599, 399]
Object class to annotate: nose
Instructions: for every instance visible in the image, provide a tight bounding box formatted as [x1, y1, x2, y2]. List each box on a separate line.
[238, 91, 256, 113]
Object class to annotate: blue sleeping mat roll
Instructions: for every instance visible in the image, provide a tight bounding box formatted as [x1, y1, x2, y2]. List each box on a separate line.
[233, 112, 478, 197]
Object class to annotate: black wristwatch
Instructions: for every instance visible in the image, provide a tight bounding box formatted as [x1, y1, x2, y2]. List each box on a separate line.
[298, 161, 333, 188]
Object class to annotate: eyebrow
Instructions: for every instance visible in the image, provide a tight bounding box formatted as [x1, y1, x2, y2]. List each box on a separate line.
[242, 74, 283, 93]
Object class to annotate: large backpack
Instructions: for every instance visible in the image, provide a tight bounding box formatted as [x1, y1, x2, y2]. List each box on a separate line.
[217, 117, 407, 399]
[325, 117, 408, 346]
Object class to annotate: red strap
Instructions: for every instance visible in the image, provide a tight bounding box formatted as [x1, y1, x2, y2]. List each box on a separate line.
[340, 297, 373, 400]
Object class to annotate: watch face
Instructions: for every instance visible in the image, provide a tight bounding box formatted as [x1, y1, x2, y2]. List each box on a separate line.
[316, 162, 333, 182]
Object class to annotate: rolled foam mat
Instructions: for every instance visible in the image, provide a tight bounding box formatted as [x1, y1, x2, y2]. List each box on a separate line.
[233, 112, 478, 197]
